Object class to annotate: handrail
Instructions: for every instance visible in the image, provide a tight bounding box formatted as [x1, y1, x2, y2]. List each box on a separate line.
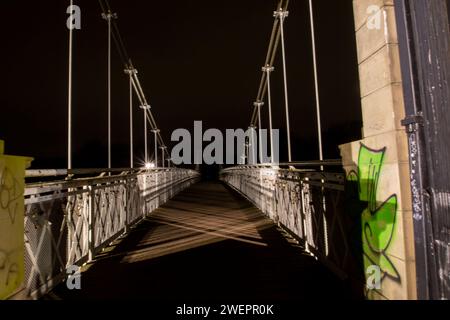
[26, 167, 193, 178]
[221, 159, 342, 171]
[220, 165, 351, 280]
[17, 168, 200, 300]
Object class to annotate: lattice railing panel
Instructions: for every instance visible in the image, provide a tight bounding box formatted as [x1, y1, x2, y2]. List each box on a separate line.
[220, 165, 352, 278]
[19, 168, 199, 299]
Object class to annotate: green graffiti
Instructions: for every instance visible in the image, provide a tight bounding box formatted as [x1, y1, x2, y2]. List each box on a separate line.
[347, 144, 400, 282]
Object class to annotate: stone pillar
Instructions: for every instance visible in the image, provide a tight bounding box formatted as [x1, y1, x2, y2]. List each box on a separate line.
[339, 0, 417, 300]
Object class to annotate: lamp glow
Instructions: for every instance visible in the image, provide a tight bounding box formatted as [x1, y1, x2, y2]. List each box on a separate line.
[145, 162, 155, 169]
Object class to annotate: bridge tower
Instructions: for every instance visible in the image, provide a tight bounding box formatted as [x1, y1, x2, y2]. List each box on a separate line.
[340, 0, 450, 300]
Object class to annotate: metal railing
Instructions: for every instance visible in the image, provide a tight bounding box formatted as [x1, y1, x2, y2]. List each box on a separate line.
[13, 168, 199, 299]
[220, 162, 353, 279]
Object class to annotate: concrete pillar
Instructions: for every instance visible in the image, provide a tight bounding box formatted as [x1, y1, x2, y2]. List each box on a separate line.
[339, 0, 417, 300]
[0, 140, 32, 300]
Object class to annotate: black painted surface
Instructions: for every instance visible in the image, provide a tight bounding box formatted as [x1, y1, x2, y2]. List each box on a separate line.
[396, 0, 450, 300]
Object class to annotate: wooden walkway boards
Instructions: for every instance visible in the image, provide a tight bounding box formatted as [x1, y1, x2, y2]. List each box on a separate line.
[47, 181, 351, 301]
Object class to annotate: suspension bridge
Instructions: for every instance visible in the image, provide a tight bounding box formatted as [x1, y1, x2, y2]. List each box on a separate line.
[1, 0, 449, 302]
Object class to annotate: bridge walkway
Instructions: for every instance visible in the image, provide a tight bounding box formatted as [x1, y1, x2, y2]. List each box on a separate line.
[46, 181, 350, 300]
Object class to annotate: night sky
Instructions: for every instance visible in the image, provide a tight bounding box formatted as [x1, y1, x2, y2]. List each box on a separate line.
[0, 0, 362, 169]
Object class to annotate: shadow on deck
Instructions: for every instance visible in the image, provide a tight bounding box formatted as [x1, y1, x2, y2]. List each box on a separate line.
[46, 181, 353, 301]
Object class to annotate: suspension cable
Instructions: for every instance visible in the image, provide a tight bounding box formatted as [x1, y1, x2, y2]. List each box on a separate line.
[101, 11, 116, 169]
[128, 70, 134, 168]
[262, 65, 275, 164]
[275, 8, 292, 162]
[67, 0, 74, 170]
[250, 0, 290, 127]
[98, 0, 171, 162]
[308, 0, 324, 162]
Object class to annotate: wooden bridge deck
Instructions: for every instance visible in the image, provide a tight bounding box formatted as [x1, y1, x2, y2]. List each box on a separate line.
[46, 181, 351, 301]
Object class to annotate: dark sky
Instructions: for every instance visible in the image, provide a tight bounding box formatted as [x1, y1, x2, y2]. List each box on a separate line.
[0, 0, 361, 169]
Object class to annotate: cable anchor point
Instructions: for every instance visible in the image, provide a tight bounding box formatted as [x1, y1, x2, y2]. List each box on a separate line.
[102, 11, 118, 21]
[262, 65, 275, 73]
[273, 9, 289, 20]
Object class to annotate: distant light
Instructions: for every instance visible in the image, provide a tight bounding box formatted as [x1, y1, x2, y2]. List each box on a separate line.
[145, 162, 155, 169]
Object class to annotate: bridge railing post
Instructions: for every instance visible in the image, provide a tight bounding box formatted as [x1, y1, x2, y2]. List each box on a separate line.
[88, 185, 95, 262]
[124, 176, 131, 234]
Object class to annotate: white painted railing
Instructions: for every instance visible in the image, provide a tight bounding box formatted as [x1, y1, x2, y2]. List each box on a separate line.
[220, 163, 352, 279]
[15, 168, 199, 299]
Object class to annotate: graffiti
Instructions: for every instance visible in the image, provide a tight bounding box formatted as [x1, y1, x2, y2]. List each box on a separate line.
[408, 132, 423, 221]
[0, 159, 25, 299]
[0, 167, 21, 224]
[347, 144, 400, 288]
[0, 249, 20, 294]
[0, 166, 22, 225]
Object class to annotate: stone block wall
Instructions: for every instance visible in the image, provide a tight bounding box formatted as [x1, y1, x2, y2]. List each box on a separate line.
[339, 0, 417, 300]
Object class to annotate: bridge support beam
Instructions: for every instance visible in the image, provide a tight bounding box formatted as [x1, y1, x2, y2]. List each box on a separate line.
[339, 0, 417, 300]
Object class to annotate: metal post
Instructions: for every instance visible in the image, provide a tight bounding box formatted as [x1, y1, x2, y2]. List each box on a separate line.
[160, 146, 166, 168]
[248, 125, 256, 165]
[124, 178, 130, 234]
[307, 0, 328, 257]
[108, 15, 111, 169]
[125, 68, 136, 168]
[152, 129, 160, 167]
[262, 65, 275, 164]
[130, 73, 134, 168]
[144, 110, 148, 163]
[308, 0, 323, 162]
[274, 8, 292, 162]
[254, 101, 264, 164]
[88, 186, 95, 262]
[67, 0, 73, 170]
[140, 105, 150, 163]
[240, 140, 246, 165]
[102, 11, 117, 169]
[245, 142, 250, 165]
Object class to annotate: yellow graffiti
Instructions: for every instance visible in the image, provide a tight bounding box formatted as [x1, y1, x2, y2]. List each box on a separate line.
[0, 140, 32, 300]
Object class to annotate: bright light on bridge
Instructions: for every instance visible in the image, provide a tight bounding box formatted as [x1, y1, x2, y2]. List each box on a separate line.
[145, 162, 155, 169]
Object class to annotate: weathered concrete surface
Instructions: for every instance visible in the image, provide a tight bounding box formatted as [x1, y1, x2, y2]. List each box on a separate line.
[338, 0, 416, 300]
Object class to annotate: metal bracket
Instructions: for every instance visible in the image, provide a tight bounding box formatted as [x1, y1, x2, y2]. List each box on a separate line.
[401, 112, 424, 132]
[262, 65, 275, 73]
[254, 101, 264, 108]
[139, 104, 151, 110]
[274, 9, 289, 20]
[102, 12, 118, 21]
[124, 68, 137, 75]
